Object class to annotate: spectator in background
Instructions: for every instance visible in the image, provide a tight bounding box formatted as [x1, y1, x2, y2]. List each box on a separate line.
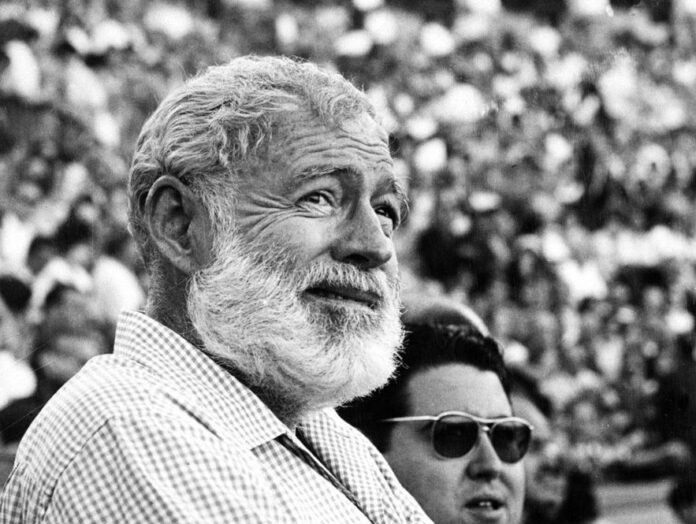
[509, 366, 570, 524]
[0, 287, 109, 444]
[28, 208, 94, 320]
[340, 304, 530, 524]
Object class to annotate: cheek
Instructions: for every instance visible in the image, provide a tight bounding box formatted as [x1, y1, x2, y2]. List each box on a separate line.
[504, 463, 526, 517]
[249, 216, 335, 262]
[382, 254, 399, 281]
[284, 225, 331, 255]
[386, 449, 462, 520]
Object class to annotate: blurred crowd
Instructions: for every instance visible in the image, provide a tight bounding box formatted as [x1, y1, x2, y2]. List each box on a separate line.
[1, 0, 696, 489]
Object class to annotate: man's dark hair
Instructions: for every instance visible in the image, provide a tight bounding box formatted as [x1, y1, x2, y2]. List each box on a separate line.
[338, 321, 508, 452]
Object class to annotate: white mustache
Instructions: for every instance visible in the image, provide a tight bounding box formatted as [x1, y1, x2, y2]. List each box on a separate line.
[298, 263, 398, 305]
[224, 233, 399, 303]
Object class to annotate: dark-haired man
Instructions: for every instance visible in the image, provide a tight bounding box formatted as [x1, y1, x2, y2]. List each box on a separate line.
[339, 316, 530, 524]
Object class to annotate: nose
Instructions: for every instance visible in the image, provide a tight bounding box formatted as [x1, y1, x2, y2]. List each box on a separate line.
[465, 431, 503, 480]
[330, 201, 394, 269]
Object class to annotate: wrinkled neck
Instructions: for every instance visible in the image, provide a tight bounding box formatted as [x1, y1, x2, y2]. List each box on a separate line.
[145, 268, 203, 350]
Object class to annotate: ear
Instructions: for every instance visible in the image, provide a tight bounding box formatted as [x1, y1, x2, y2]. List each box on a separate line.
[143, 176, 214, 274]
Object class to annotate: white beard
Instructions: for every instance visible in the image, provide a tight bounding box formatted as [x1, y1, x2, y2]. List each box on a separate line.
[186, 231, 403, 422]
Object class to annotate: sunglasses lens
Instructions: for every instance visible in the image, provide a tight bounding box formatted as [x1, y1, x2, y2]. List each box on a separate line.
[491, 421, 532, 463]
[432, 415, 479, 458]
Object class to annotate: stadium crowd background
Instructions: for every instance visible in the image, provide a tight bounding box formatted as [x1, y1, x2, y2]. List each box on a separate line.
[1, 0, 696, 493]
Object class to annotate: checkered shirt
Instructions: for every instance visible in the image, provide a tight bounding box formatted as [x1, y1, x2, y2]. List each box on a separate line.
[0, 311, 431, 523]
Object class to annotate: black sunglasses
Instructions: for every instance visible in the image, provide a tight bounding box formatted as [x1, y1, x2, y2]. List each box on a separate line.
[382, 410, 533, 463]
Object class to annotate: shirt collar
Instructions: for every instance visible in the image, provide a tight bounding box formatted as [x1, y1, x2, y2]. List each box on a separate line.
[114, 310, 289, 449]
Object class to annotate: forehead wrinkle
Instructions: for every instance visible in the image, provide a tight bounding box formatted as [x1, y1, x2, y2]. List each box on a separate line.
[283, 140, 391, 167]
[285, 116, 388, 145]
[279, 122, 391, 159]
[293, 165, 341, 185]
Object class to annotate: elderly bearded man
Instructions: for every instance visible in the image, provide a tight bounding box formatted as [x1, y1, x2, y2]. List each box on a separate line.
[0, 56, 430, 523]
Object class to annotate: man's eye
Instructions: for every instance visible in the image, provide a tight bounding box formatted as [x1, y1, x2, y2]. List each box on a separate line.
[375, 204, 400, 227]
[300, 191, 333, 207]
